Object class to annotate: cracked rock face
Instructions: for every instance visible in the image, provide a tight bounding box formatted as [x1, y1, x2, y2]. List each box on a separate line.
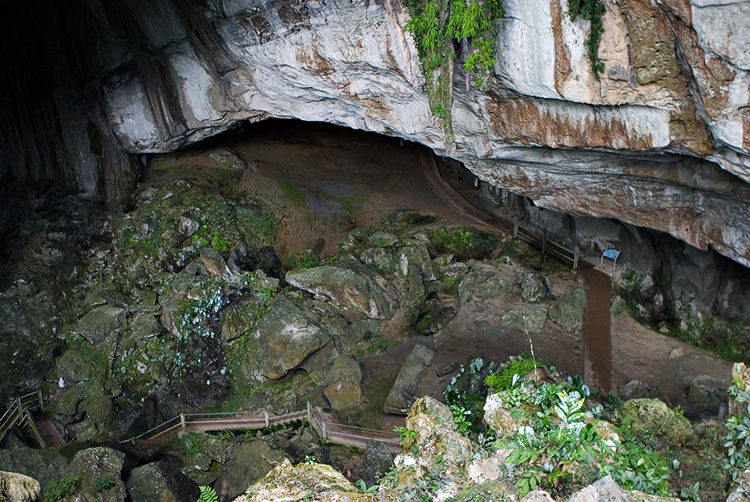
[0, 0, 748, 266]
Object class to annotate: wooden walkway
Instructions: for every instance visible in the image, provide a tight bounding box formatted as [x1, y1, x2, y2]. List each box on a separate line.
[123, 404, 402, 454]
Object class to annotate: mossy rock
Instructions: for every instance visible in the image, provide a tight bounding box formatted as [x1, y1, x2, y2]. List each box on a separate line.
[548, 288, 586, 329]
[237, 459, 369, 502]
[500, 305, 547, 333]
[619, 398, 692, 446]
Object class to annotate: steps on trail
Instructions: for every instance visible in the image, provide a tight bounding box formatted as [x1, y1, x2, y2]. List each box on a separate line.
[31, 411, 65, 447]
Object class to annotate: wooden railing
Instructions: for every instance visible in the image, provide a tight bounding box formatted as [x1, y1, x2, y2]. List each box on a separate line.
[121, 402, 402, 453]
[0, 390, 46, 446]
[512, 217, 581, 270]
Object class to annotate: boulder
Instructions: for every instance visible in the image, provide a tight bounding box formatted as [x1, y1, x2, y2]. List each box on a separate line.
[209, 147, 248, 170]
[63, 447, 126, 502]
[0, 448, 68, 491]
[200, 247, 232, 279]
[368, 231, 399, 247]
[382, 397, 472, 501]
[220, 297, 264, 342]
[500, 305, 547, 333]
[520, 274, 551, 303]
[548, 288, 587, 329]
[238, 295, 330, 382]
[686, 374, 728, 410]
[234, 459, 369, 502]
[339, 319, 380, 355]
[727, 468, 750, 502]
[322, 356, 362, 411]
[286, 259, 399, 320]
[484, 393, 527, 439]
[521, 491, 557, 502]
[402, 264, 426, 318]
[0, 471, 41, 502]
[125, 461, 200, 502]
[71, 305, 126, 345]
[361, 440, 394, 486]
[384, 344, 436, 414]
[220, 441, 289, 501]
[619, 399, 692, 446]
[414, 306, 457, 335]
[458, 269, 514, 304]
[618, 380, 669, 404]
[568, 475, 632, 502]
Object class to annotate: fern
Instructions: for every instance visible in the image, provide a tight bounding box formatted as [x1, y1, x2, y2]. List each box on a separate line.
[197, 486, 218, 502]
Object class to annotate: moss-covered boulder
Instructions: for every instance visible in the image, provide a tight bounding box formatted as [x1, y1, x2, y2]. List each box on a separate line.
[0, 471, 41, 502]
[619, 398, 692, 446]
[236, 459, 370, 502]
[501, 304, 548, 333]
[63, 447, 126, 502]
[236, 296, 331, 382]
[381, 396, 473, 501]
[125, 461, 200, 502]
[484, 392, 531, 439]
[384, 344, 435, 414]
[220, 441, 289, 501]
[520, 273, 551, 303]
[457, 266, 514, 304]
[286, 259, 400, 320]
[548, 288, 587, 329]
[322, 356, 362, 411]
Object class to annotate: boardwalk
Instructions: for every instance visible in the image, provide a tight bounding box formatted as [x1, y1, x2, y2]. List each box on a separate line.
[125, 405, 403, 454]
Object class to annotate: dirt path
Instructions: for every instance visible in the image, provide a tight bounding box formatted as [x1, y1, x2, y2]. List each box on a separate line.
[582, 269, 613, 392]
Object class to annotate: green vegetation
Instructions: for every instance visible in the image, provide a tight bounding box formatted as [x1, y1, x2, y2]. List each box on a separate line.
[278, 180, 306, 206]
[196, 485, 218, 502]
[568, 0, 606, 78]
[46, 477, 80, 501]
[395, 425, 419, 447]
[443, 357, 498, 436]
[94, 476, 114, 492]
[282, 251, 339, 270]
[497, 376, 672, 498]
[426, 226, 503, 260]
[403, 0, 505, 138]
[725, 374, 750, 483]
[484, 357, 538, 391]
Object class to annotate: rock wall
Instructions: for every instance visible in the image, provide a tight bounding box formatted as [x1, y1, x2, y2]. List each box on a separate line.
[0, 0, 748, 266]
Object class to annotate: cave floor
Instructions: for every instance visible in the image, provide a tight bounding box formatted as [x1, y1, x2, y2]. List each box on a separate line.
[151, 119, 731, 425]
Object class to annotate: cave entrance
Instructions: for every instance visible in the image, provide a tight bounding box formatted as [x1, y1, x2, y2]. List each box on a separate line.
[144, 118, 736, 415]
[147, 118, 483, 262]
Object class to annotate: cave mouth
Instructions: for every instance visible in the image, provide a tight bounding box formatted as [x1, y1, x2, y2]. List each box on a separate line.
[0, 117, 745, 436]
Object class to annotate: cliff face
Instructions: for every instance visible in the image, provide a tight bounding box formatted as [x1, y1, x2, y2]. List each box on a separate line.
[0, 0, 748, 266]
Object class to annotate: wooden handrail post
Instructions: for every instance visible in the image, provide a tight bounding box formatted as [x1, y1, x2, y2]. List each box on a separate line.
[573, 246, 579, 271]
[264, 410, 269, 428]
[180, 414, 186, 433]
[38, 389, 44, 411]
[306, 402, 312, 421]
[513, 217, 519, 239]
[322, 420, 327, 440]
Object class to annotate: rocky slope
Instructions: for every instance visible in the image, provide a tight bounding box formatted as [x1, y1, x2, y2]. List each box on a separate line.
[0, 0, 748, 267]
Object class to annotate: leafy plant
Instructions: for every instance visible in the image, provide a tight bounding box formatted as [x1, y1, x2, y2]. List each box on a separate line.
[94, 476, 114, 493]
[356, 479, 379, 493]
[724, 380, 750, 482]
[46, 477, 80, 501]
[394, 426, 419, 447]
[196, 486, 218, 502]
[484, 357, 537, 391]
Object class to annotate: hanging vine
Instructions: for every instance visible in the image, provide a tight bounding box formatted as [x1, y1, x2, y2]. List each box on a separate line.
[568, 0, 606, 78]
[404, 0, 505, 142]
